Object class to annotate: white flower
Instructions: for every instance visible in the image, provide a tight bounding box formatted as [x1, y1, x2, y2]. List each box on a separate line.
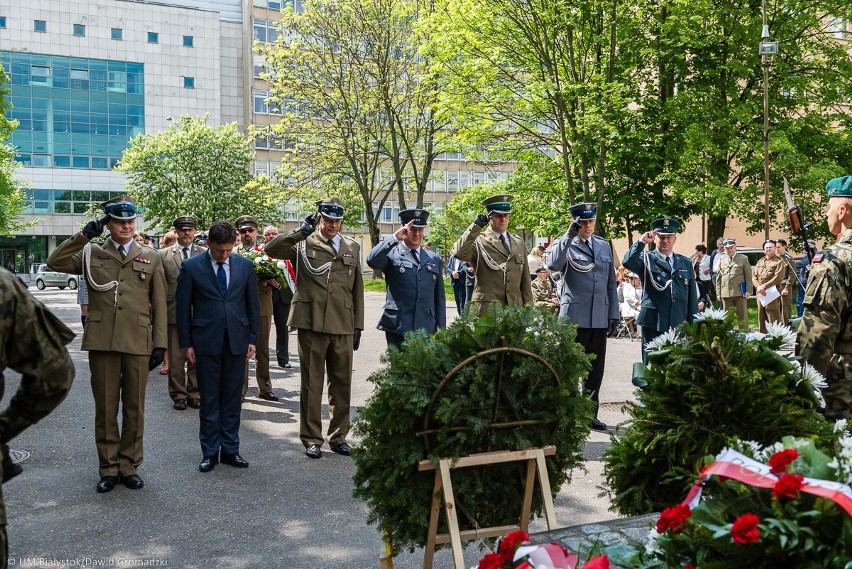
[644, 526, 662, 556]
[800, 362, 828, 390]
[262, 254, 270, 262]
[730, 440, 763, 458]
[834, 419, 849, 434]
[764, 321, 797, 349]
[694, 307, 728, 321]
[645, 328, 679, 352]
[757, 441, 786, 461]
[277, 260, 286, 270]
[827, 435, 852, 485]
[744, 331, 766, 342]
[253, 257, 263, 265]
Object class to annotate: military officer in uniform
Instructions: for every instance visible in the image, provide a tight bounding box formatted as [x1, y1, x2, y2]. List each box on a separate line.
[160, 216, 206, 410]
[547, 203, 619, 430]
[235, 215, 279, 402]
[366, 209, 446, 348]
[264, 198, 364, 459]
[715, 238, 754, 331]
[753, 240, 785, 333]
[798, 175, 852, 420]
[0, 268, 75, 564]
[47, 196, 167, 493]
[451, 194, 532, 318]
[531, 266, 559, 313]
[622, 217, 699, 363]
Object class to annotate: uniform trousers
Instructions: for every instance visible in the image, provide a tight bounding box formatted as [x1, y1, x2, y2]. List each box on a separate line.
[385, 331, 404, 349]
[757, 296, 783, 333]
[272, 290, 292, 365]
[721, 296, 749, 330]
[242, 314, 273, 398]
[89, 351, 148, 477]
[167, 323, 198, 402]
[575, 327, 607, 410]
[195, 330, 244, 458]
[297, 329, 353, 448]
[451, 279, 466, 314]
[781, 293, 793, 324]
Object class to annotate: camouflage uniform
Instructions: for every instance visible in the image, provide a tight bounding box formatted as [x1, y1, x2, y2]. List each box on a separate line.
[798, 228, 852, 420]
[531, 277, 558, 313]
[0, 269, 75, 563]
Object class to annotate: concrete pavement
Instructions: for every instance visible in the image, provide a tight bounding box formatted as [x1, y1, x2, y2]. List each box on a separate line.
[3, 288, 640, 568]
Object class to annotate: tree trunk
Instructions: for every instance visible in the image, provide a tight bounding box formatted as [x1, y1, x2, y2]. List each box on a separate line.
[706, 214, 727, 249]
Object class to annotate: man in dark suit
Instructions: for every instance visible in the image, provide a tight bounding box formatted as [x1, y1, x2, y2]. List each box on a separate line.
[176, 220, 260, 472]
[547, 202, 619, 431]
[160, 216, 206, 410]
[446, 255, 471, 315]
[366, 209, 446, 348]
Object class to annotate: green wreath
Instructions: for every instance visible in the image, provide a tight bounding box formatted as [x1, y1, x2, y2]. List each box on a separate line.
[352, 303, 594, 555]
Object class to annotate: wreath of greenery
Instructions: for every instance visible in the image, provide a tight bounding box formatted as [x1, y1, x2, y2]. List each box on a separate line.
[352, 303, 594, 555]
[603, 310, 835, 516]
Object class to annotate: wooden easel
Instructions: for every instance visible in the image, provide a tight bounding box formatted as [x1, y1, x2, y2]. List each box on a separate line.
[418, 446, 558, 569]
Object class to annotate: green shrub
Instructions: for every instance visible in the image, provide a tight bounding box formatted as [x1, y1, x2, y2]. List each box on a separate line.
[352, 303, 594, 555]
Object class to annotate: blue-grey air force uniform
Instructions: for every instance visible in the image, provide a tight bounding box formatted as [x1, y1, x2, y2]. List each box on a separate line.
[622, 241, 699, 361]
[547, 233, 619, 327]
[366, 237, 446, 341]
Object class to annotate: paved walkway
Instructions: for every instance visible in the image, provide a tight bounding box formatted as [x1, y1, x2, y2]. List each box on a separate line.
[4, 288, 642, 568]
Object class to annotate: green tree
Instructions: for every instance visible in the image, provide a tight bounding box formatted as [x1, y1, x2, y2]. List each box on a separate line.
[116, 115, 283, 231]
[0, 59, 31, 236]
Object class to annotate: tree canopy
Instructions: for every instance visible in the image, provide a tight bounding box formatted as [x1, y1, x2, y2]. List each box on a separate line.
[116, 115, 284, 232]
[0, 59, 31, 236]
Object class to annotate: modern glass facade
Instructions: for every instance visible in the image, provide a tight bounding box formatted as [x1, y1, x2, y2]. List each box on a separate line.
[1, 51, 145, 171]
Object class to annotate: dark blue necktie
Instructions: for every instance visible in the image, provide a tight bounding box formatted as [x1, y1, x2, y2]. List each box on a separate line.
[411, 248, 419, 264]
[216, 262, 227, 296]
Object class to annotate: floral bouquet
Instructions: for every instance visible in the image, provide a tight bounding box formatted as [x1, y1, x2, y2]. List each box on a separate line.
[629, 430, 852, 568]
[240, 248, 288, 287]
[476, 531, 611, 569]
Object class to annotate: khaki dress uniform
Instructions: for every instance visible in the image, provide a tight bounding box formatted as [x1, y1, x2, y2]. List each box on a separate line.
[715, 253, 754, 330]
[234, 244, 275, 399]
[264, 229, 364, 449]
[160, 242, 206, 405]
[753, 255, 785, 333]
[48, 234, 167, 477]
[451, 224, 532, 318]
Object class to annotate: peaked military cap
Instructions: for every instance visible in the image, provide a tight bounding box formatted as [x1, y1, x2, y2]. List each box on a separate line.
[826, 175, 852, 198]
[650, 217, 683, 235]
[194, 233, 208, 246]
[569, 202, 596, 220]
[172, 216, 197, 230]
[481, 194, 513, 214]
[399, 209, 429, 227]
[102, 196, 137, 220]
[316, 198, 345, 220]
[722, 238, 736, 247]
[235, 215, 258, 230]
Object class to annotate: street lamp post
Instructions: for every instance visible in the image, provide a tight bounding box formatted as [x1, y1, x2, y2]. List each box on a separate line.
[760, 1, 778, 241]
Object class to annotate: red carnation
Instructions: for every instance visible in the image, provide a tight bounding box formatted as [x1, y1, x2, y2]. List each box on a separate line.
[683, 566, 695, 569]
[731, 513, 761, 544]
[768, 448, 800, 474]
[498, 530, 529, 555]
[655, 503, 692, 534]
[581, 554, 611, 569]
[478, 551, 507, 569]
[772, 473, 804, 500]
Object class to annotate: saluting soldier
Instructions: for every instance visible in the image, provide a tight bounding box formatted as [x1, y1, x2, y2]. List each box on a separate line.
[798, 175, 852, 420]
[753, 240, 786, 333]
[160, 216, 206, 410]
[0, 268, 75, 564]
[47, 196, 167, 493]
[366, 209, 446, 349]
[234, 215, 279, 402]
[531, 266, 559, 313]
[450, 194, 532, 318]
[547, 203, 619, 431]
[264, 198, 364, 459]
[622, 217, 699, 363]
[715, 238, 754, 331]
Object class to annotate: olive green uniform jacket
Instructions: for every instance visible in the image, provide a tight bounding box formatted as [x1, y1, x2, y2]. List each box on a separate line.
[715, 253, 754, 298]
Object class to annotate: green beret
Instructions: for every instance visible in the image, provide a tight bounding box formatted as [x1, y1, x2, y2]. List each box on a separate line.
[826, 175, 852, 198]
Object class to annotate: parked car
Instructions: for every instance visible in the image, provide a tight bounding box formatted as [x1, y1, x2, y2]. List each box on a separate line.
[35, 264, 80, 290]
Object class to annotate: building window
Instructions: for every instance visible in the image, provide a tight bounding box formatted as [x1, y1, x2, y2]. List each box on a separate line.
[182, 35, 193, 47]
[70, 68, 89, 89]
[34, 20, 46, 32]
[253, 19, 280, 44]
[0, 17, 7, 29]
[111, 28, 122, 40]
[829, 18, 847, 40]
[30, 65, 51, 86]
[147, 32, 158, 43]
[73, 24, 85, 36]
[183, 77, 195, 89]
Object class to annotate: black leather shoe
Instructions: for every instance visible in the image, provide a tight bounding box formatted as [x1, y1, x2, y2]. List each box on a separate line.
[173, 399, 187, 410]
[305, 444, 322, 459]
[188, 398, 201, 409]
[199, 455, 218, 472]
[331, 442, 352, 456]
[220, 452, 249, 468]
[590, 418, 608, 431]
[257, 391, 280, 402]
[96, 476, 118, 493]
[120, 474, 144, 489]
[278, 362, 291, 368]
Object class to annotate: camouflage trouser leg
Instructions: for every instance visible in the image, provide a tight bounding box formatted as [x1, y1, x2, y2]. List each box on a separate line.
[823, 375, 852, 421]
